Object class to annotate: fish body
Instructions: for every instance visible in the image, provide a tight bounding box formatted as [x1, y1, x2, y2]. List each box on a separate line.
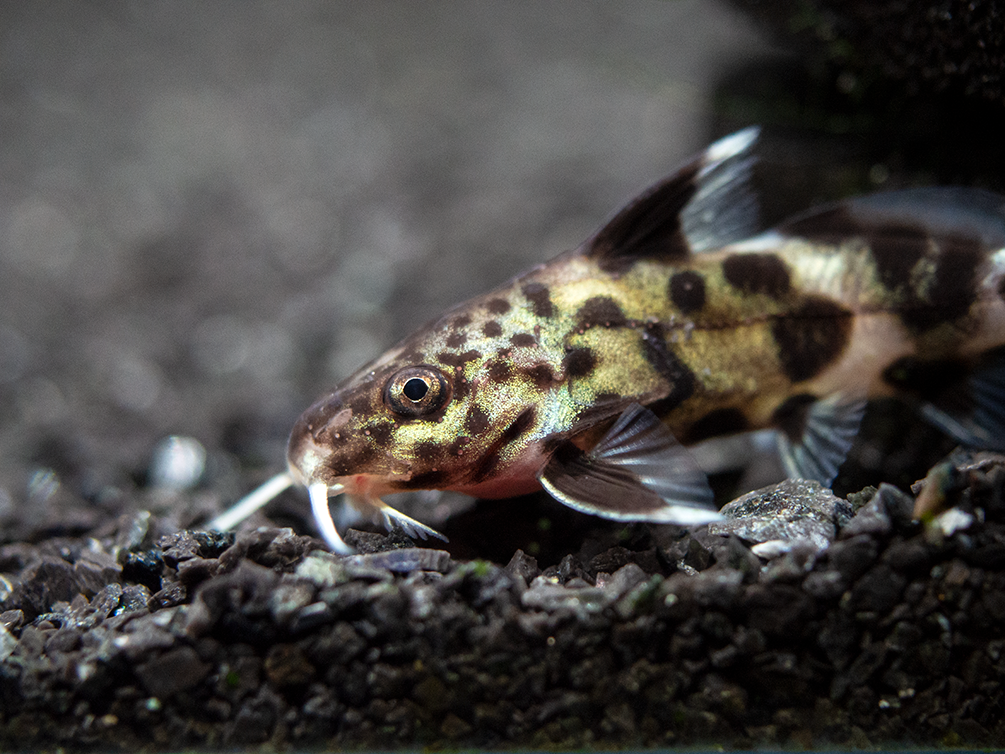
[285, 128, 1005, 552]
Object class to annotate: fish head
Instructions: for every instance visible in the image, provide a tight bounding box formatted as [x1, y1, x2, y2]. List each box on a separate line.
[287, 295, 558, 499]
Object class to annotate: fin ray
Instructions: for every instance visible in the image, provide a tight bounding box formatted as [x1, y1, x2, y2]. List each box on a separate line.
[371, 498, 449, 542]
[539, 403, 720, 525]
[776, 393, 866, 485]
[921, 349, 1005, 451]
[584, 127, 759, 271]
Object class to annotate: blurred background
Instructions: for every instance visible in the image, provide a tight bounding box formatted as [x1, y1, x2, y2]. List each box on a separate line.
[1, 0, 1003, 549]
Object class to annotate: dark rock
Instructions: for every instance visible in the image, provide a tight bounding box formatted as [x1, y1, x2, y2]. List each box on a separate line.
[822, 535, 878, 582]
[264, 642, 316, 687]
[742, 583, 814, 636]
[134, 646, 211, 697]
[119, 549, 164, 593]
[72, 549, 121, 596]
[841, 485, 894, 538]
[225, 685, 284, 745]
[682, 536, 714, 571]
[345, 547, 451, 574]
[343, 528, 416, 554]
[601, 562, 647, 596]
[847, 564, 907, 615]
[711, 479, 852, 557]
[0, 609, 24, 630]
[505, 549, 540, 581]
[5, 557, 81, 619]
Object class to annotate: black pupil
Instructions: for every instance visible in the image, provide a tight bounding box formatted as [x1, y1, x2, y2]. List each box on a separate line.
[402, 377, 429, 402]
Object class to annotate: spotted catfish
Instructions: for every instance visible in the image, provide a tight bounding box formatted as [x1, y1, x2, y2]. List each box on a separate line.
[213, 128, 1005, 553]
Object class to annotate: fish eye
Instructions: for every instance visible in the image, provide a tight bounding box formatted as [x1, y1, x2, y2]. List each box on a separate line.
[403, 378, 428, 401]
[384, 366, 451, 417]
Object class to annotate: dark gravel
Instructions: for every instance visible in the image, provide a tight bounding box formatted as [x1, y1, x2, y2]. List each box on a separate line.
[3, 450, 1005, 749]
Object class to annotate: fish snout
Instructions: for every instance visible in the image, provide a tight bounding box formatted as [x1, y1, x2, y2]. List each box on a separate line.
[286, 394, 353, 485]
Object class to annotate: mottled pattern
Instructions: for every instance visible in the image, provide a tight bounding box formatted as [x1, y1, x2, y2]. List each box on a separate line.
[286, 133, 1005, 521]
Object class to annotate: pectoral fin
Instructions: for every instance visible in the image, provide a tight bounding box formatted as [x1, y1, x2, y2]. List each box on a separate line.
[920, 348, 1005, 451]
[538, 403, 720, 525]
[774, 393, 866, 485]
[366, 496, 449, 542]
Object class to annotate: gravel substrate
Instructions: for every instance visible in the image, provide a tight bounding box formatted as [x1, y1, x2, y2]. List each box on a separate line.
[2, 450, 1003, 750]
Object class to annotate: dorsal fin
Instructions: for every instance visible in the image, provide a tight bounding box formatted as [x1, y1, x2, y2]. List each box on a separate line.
[584, 127, 760, 274]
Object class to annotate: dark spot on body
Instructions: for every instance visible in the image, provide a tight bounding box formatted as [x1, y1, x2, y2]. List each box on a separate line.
[541, 435, 566, 455]
[863, 222, 930, 295]
[469, 406, 538, 484]
[365, 422, 394, 446]
[899, 235, 983, 330]
[471, 453, 500, 484]
[502, 406, 537, 443]
[398, 469, 448, 489]
[486, 298, 511, 314]
[438, 349, 482, 367]
[483, 321, 503, 338]
[771, 297, 853, 382]
[576, 296, 627, 329]
[526, 363, 555, 389]
[684, 408, 749, 443]
[782, 208, 933, 304]
[487, 359, 513, 381]
[722, 253, 791, 299]
[452, 314, 472, 329]
[669, 270, 706, 313]
[445, 331, 467, 348]
[640, 329, 697, 416]
[510, 333, 538, 348]
[413, 441, 442, 462]
[771, 394, 817, 443]
[447, 437, 472, 456]
[563, 347, 597, 378]
[521, 282, 554, 318]
[451, 375, 470, 401]
[464, 405, 491, 436]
